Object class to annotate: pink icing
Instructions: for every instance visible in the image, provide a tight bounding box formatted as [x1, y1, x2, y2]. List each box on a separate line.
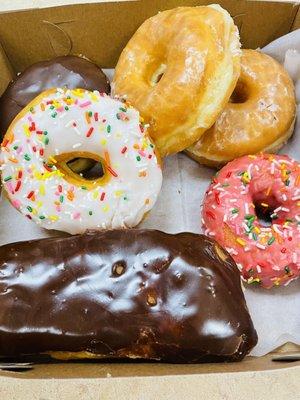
[202, 154, 300, 288]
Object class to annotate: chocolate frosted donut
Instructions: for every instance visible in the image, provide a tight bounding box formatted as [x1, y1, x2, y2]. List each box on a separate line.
[0, 55, 110, 140]
[0, 230, 257, 362]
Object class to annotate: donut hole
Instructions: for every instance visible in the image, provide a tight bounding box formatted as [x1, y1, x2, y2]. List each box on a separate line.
[155, 73, 164, 84]
[54, 151, 110, 189]
[254, 202, 275, 227]
[150, 63, 167, 86]
[230, 81, 249, 104]
[67, 158, 104, 180]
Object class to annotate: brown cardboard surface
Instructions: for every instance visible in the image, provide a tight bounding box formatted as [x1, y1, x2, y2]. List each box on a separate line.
[0, 364, 299, 400]
[0, 0, 298, 79]
[0, 0, 299, 397]
[0, 350, 299, 399]
[0, 43, 14, 95]
[292, 0, 300, 28]
[0, 351, 299, 379]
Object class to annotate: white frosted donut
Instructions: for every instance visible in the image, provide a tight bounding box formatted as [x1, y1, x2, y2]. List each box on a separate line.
[0, 89, 162, 234]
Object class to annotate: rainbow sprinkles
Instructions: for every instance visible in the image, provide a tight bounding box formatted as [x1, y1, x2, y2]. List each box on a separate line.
[0, 88, 162, 234]
[202, 154, 300, 288]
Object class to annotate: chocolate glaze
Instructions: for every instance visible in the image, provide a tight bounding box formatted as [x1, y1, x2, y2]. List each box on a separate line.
[0, 55, 110, 140]
[0, 230, 257, 362]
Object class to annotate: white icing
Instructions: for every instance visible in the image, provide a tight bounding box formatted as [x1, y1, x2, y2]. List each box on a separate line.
[0, 89, 162, 234]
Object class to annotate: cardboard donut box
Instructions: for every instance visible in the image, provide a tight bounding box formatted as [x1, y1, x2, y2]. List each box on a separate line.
[0, 0, 299, 398]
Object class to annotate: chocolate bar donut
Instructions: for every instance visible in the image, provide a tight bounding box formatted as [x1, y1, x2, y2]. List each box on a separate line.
[0, 55, 110, 141]
[0, 230, 257, 362]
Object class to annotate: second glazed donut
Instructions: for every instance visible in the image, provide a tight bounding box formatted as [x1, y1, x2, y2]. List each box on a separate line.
[187, 50, 296, 167]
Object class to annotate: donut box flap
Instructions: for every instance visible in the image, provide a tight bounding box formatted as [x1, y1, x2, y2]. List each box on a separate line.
[0, 350, 299, 399]
[0, 0, 299, 399]
[0, 0, 298, 78]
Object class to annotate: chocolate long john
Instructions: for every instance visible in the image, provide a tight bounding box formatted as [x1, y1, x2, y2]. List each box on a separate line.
[0, 230, 257, 362]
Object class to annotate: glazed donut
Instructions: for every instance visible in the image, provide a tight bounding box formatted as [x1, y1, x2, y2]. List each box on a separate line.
[0, 55, 111, 173]
[202, 154, 300, 288]
[113, 5, 241, 157]
[187, 50, 296, 168]
[0, 89, 162, 234]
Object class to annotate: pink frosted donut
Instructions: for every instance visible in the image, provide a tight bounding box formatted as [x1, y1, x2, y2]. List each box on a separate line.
[202, 154, 300, 288]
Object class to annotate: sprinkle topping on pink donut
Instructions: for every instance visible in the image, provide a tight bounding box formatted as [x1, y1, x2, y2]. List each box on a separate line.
[202, 154, 300, 288]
